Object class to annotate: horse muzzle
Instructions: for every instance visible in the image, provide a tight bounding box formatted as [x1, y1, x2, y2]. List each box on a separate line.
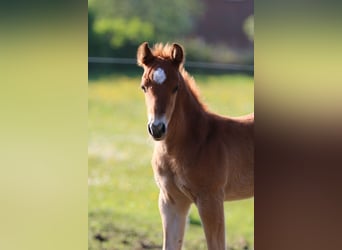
[148, 121, 166, 140]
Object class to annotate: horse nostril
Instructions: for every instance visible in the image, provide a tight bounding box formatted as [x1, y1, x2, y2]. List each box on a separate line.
[160, 123, 166, 134]
[148, 122, 166, 139]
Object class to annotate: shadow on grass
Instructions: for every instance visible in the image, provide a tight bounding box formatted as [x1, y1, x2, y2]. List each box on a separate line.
[189, 215, 202, 227]
[89, 210, 163, 250]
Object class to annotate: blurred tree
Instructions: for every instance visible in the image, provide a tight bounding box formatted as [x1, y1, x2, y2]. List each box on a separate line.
[88, 0, 203, 54]
[88, 0, 253, 65]
[94, 17, 154, 47]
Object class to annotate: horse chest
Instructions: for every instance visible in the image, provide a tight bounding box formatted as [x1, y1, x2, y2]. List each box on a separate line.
[153, 156, 197, 202]
[174, 174, 197, 202]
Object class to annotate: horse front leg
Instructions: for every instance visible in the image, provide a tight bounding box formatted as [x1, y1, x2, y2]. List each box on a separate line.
[159, 189, 191, 250]
[196, 192, 226, 250]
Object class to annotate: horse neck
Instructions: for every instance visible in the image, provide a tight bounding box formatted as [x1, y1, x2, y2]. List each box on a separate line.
[164, 76, 207, 149]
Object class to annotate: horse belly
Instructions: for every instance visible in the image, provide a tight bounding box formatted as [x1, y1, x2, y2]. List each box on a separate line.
[224, 171, 254, 201]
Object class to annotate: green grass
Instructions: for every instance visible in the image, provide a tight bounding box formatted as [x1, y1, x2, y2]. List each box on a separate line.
[88, 73, 254, 250]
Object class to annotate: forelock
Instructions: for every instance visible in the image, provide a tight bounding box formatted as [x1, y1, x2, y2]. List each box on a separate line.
[150, 43, 173, 60]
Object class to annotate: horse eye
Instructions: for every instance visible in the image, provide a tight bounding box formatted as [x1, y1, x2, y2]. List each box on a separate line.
[172, 85, 179, 93]
[141, 85, 147, 93]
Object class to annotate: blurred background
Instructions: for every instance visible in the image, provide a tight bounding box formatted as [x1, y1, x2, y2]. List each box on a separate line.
[88, 0, 254, 74]
[88, 0, 254, 249]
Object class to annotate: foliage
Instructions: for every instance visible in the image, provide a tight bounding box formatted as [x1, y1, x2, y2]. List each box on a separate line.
[94, 17, 154, 47]
[88, 73, 254, 249]
[89, 0, 203, 56]
[91, 0, 203, 39]
[88, 0, 254, 64]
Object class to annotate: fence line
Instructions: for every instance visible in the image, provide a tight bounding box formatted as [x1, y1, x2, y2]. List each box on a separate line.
[88, 57, 254, 73]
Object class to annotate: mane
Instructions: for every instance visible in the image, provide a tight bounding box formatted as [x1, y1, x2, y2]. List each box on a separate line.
[151, 43, 208, 111]
[151, 43, 175, 60]
[179, 68, 208, 111]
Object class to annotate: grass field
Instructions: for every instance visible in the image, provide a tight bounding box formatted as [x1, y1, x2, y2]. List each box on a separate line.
[88, 72, 254, 250]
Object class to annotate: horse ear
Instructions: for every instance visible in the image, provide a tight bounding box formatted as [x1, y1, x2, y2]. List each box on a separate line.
[137, 42, 154, 66]
[171, 43, 184, 67]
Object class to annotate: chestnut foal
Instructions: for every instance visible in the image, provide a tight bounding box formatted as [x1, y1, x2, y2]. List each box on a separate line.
[137, 42, 254, 250]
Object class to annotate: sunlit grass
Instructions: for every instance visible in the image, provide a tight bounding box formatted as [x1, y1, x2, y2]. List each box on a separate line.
[88, 73, 254, 250]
